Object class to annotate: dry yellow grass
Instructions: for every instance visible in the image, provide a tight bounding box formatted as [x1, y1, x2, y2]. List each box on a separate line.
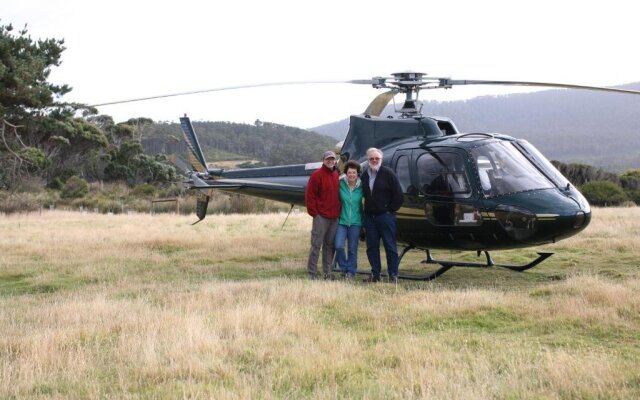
[1, 208, 639, 399]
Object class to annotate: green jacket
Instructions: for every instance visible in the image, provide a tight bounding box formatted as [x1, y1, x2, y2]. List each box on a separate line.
[338, 175, 363, 226]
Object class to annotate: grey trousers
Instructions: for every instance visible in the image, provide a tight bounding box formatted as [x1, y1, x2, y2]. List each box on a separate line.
[307, 215, 338, 277]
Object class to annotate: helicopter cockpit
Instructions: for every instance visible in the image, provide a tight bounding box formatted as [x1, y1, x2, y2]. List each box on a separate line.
[471, 141, 556, 198]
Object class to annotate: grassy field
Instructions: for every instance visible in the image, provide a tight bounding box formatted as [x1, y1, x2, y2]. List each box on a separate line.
[1, 208, 639, 399]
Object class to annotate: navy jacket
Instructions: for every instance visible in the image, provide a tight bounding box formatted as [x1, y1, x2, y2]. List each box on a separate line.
[361, 166, 404, 215]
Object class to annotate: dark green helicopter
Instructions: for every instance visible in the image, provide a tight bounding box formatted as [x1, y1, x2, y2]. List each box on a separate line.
[97, 72, 640, 280]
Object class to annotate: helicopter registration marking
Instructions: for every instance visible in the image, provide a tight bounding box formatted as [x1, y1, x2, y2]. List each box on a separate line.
[481, 212, 496, 220]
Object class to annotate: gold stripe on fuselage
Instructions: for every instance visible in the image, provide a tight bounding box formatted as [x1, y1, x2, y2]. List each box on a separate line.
[398, 207, 424, 216]
[397, 207, 426, 220]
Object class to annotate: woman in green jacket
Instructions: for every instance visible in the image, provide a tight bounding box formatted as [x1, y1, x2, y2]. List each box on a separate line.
[334, 160, 363, 278]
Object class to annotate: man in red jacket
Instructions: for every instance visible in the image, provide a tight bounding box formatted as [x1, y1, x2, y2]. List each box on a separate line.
[305, 150, 341, 280]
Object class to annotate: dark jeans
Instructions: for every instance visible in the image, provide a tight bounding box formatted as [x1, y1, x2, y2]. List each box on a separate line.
[334, 224, 361, 276]
[364, 212, 399, 278]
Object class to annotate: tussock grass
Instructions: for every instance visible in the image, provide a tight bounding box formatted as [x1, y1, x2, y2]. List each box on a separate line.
[1, 208, 640, 398]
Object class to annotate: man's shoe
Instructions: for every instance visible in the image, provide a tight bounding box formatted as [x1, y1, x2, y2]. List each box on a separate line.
[363, 275, 381, 283]
[389, 275, 399, 284]
[323, 274, 335, 281]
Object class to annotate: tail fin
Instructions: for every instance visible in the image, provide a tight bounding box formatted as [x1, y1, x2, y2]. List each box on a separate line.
[180, 115, 214, 224]
[191, 193, 210, 225]
[179, 115, 208, 173]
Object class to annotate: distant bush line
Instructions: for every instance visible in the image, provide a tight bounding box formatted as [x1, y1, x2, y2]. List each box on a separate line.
[552, 161, 640, 206]
[0, 180, 289, 215]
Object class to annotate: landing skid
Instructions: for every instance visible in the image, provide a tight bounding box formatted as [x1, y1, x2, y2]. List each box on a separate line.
[332, 247, 553, 282]
[397, 247, 553, 281]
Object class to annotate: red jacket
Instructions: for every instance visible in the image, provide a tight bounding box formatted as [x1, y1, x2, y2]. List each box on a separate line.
[305, 164, 341, 219]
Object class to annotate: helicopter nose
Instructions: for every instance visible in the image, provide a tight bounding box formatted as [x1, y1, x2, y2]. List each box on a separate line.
[490, 188, 591, 244]
[566, 188, 591, 231]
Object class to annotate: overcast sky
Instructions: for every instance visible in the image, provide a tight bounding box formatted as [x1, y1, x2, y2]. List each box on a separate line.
[3, 0, 640, 128]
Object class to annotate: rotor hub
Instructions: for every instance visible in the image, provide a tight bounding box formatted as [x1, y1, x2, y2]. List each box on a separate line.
[389, 71, 427, 117]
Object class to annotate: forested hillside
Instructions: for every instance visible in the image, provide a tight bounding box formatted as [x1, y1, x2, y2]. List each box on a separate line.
[143, 120, 338, 166]
[312, 84, 640, 171]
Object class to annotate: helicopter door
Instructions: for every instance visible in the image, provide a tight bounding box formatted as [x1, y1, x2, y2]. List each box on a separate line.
[415, 150, 478, 227]
[391, 150, 421, 243]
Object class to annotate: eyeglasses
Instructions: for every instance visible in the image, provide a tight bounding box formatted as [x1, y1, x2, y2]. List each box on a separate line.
[368, 157, 381, 161]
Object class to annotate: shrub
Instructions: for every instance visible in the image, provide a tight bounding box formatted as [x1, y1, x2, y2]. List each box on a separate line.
[131, 183, 157, 198]
[61, 176, 89, 199]
[580, 181, 628, 206]
[15, 177, 47, 193]
[48, 177, 65, 190]
[625, 189, 640, 205]
[0, 192, 41, 214]
[157, 184, 183, 198]
[620, 169, 640, 190]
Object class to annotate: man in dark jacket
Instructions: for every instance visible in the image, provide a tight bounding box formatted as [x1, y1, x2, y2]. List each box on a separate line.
[305, 150, 341, 279]
[361, 147, 404, 282]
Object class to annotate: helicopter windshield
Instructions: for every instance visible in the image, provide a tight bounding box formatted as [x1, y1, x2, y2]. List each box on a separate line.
[471, 141, 554, 197]
[514, 140, 571, 189]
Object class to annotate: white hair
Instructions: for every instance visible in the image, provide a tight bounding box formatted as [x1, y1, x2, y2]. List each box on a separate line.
[366, 147, 382, 172]
[366, 148, 383, 159]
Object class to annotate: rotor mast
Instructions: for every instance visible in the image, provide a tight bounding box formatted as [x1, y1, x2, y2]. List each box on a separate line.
[368, 71, 428, 118]
[392, 71, 425, 116]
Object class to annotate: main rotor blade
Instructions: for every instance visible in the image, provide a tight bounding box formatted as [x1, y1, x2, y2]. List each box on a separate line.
[89, 79, 374, 107]
[442, 79, 640, 95]
[363, 90, 399, 116]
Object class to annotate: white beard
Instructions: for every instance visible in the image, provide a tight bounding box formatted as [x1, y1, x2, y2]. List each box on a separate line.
[369, 164, 381, 173]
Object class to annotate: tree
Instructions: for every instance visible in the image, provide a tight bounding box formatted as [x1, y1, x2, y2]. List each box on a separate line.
[0, 22, 108, 188]
[104, 139, 176, 185]
[0, 23, 70, 121]
[551, 161, 619, 186]
[620, 169, 640, 190]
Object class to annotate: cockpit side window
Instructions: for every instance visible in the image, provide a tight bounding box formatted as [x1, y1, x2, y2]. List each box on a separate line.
[416, 152, 471, 198]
